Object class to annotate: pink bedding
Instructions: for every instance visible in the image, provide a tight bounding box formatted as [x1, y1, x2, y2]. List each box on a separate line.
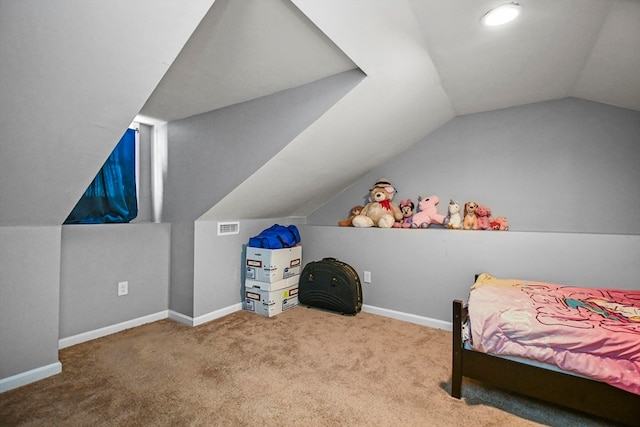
[468, 273, 640, 395]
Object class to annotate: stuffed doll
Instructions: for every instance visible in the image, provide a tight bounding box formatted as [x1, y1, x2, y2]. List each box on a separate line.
[352, 178, 403, 228]
[476, 205, 493, 230]
[493, 216, 509, 231]
[463, 201, 479, 230]
[393, 199, 415, 228]
[411, 195, 446, 228]
[338, 205, 365, 227]
[444, 200, 463, 229]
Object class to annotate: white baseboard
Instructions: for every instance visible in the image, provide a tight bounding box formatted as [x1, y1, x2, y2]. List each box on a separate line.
[169, 303, 243, 327]
[0, 361, 62, 393]
[362, 304, 453, 331]
[58, 310, 169, 349]
[56, 305, 446, 349]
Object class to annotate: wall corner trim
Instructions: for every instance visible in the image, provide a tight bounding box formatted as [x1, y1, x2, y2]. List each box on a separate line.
[0, 361, 62, 393]
[169, 303, 243, 327]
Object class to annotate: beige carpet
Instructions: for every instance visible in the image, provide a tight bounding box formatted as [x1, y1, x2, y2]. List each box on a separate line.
[0, 307, 615, 426]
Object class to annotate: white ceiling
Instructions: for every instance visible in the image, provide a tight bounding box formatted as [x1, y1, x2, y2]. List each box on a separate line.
[143, 0, 640, 123]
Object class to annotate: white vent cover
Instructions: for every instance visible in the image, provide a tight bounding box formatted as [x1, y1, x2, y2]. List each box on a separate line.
[217, 221, 240, 236]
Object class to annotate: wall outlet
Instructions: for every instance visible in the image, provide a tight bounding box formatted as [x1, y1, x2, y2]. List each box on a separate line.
[118, 281, 128, 296]
[363, 271, 372, 283]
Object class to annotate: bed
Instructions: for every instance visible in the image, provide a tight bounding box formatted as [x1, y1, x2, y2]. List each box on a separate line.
[451, 273, 640, 426]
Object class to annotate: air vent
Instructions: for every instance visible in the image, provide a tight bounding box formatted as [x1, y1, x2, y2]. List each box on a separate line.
[217, 221, 240, 236]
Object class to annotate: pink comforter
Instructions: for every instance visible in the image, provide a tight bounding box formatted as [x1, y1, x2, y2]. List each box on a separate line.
[468, 273, 640, 395]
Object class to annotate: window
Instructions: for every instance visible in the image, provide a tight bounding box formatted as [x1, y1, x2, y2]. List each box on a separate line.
[64, 128, 138, 224]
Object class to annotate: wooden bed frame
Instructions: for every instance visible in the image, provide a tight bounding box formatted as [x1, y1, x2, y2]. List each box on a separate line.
[452, 299, 640, 426]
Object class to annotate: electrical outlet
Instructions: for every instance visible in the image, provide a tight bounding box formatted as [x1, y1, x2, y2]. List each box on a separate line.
[363, 271, 372, 283]
[118, 281, 128, 296]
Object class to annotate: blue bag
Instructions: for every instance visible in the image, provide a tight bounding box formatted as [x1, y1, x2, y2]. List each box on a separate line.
[248, 224, 301, 249]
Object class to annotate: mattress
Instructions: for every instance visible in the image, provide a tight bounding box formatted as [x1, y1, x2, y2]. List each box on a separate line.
[467, 273, 640, 395]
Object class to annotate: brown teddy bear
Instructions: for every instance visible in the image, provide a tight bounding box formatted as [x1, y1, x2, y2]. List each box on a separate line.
[352, 178, 403, 228]
[338, 205, 365, 227]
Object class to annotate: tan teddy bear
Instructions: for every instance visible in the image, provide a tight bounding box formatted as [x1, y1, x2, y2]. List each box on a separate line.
[352, 178, 403, 228]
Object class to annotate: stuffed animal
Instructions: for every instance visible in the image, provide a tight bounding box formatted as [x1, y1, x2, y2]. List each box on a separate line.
[338, 205, 365, 227]
[444, 200, 463, 229]
[393, 199, 415, 228]
[463, 201, 479, 230]
[476, 205, 493, 230]
[411, 195, 446, 228]
[492, 216, 509, 231]
[352, 178, 403, 228]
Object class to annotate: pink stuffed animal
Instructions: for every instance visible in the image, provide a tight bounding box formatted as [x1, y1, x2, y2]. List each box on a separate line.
[476, 205, 493, 230]
[493, 216, 509, 231]
[411, 195, 446, 228]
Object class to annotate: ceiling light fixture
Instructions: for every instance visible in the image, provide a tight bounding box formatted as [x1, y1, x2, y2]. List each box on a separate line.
[481, 2, 522, 26]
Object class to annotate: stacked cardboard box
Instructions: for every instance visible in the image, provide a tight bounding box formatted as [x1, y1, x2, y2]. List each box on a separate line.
[243, 245, 302, 317]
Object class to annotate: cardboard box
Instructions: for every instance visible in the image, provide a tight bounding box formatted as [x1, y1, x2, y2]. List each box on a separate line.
[245, 245, 302, 283]
[245, 275, 299, 292]
[243, 285, 298, 317]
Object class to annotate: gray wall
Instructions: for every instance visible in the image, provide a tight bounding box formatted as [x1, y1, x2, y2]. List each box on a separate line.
[308, 98, 640, 235]
[59, 223, 170, 339]
[57, 127, 168, 340]
[165, 70, 364, 317]
[303, 98, 640, 323]
[1, 121, 168, 389]
[0, 226, 61, 381]
[299, 226, 640, 323]
[193, 218, 305, 318]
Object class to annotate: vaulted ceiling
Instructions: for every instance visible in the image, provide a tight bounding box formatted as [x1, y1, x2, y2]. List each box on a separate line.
[1, 0, 638, 225]
[143, 0, 640, 122]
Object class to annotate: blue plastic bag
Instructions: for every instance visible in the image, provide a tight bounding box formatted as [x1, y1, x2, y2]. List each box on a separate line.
[248, 224, 301, 249]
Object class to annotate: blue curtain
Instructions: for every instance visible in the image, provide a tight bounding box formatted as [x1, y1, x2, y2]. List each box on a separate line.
[64, 128, 138, 224]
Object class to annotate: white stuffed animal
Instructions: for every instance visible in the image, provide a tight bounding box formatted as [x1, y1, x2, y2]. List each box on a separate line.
[444, 200, 463, 229]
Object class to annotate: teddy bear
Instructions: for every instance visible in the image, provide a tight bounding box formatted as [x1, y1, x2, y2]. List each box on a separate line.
[491, 216, 509, 231]
[444, 199, 463, 229]
[411, 195, 446, 228]
[475, 205, 493, 230]
[393, 199, 414, 228]
[338, 205, 365, 227]
[463, 201, 479, 230]
[352, 178, 403, 228]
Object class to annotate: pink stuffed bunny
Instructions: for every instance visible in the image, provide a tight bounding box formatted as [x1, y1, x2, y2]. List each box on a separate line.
[411, 195, 446, 228]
